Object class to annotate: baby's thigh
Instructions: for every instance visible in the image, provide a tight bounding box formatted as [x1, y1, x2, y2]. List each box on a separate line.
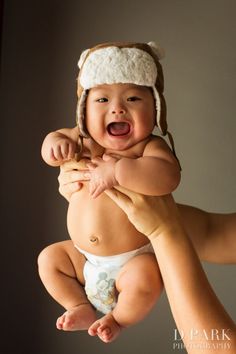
[116, 253, 163, 295]
[38, 240, 86, 284]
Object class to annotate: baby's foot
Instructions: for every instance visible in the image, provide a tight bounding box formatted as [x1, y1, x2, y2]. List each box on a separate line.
[88, 312, 122, 343]
[56, 303, 97, 331]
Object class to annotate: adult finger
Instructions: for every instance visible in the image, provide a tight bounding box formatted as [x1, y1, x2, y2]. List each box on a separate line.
[58, 169, 90, 185]
[58, 181, 82, 200]
[60, 159, 82, 172]
[111, 186, 145, 205]
[105, 187, 133, 213]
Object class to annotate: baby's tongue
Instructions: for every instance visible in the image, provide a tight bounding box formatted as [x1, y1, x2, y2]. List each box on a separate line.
[108, 122, 130, 136]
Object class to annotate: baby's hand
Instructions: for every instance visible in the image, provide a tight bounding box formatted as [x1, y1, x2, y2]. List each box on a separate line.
[50, 138, 77, 162]
[87, 155, 118, 198]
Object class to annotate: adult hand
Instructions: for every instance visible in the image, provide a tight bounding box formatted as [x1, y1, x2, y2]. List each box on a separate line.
[58, 159, 90, 201]
[105, 187, 182, 240]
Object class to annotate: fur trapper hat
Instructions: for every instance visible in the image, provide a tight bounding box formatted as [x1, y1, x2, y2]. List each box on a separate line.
[76, 41, 167, 138]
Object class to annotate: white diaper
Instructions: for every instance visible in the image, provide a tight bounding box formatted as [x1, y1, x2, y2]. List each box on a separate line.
[75, 243, 154, 314]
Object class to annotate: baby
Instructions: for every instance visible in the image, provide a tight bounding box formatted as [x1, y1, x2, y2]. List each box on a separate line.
[39, 41, 181, 343]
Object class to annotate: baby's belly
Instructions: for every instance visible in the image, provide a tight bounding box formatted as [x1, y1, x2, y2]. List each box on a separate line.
[67, 185, 148, 256]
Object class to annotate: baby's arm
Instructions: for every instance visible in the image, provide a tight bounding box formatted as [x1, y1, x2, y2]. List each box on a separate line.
[41, 126, 80, 167]
[88, 136, 180, 198]
[115, 137, 181, 196]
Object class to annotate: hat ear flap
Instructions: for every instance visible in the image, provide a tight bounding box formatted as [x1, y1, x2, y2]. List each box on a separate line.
[158, 91, 167, 135]
[152, 87, 167, 135]
[76, 90, 90, 138]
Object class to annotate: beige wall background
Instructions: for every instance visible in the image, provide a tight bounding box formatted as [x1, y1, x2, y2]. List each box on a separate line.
[1, 1, 235, 353]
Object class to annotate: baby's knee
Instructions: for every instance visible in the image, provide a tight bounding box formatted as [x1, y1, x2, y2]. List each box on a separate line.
[38, 244, 54, 272]
[117, 254, 163, 297]
[37, 243, 66, 274]
[38, 241, 85, 283]
[135, 256, 162, 296]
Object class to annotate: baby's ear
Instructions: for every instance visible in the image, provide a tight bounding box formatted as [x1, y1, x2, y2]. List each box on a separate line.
[78, 48, 90, 69]
[147, 41, 165, 60]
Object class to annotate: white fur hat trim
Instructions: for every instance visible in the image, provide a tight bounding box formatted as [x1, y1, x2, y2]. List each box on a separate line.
[79, 46, 158, 89]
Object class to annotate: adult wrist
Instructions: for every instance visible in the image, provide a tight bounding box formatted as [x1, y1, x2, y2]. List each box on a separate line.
[148, 221, 185, 242]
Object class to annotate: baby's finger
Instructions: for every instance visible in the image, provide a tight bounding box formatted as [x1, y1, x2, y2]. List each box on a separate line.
[52, 146, 64, 161]
[60, 143, 69, 159]
[68, 143, 76, 159]
[50, 148, 58, 161]
[90, 184, 105, 199]
[89, 181, 96, 196]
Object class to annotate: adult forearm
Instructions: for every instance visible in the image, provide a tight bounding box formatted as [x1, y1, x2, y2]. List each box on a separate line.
[151, 225, 236, 353]
[177, 204, 236, 264]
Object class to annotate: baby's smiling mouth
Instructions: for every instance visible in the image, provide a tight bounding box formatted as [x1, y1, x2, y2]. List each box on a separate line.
[107, 122, 131, 136]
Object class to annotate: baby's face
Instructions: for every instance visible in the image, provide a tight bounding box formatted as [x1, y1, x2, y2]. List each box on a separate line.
[85, 83, 156, 151]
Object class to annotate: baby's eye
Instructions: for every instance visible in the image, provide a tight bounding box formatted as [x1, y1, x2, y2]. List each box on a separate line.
[127, 96, 141, 101]
[96, 97, 108, 103]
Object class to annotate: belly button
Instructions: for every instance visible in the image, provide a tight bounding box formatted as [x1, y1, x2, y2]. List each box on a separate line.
[89, 235, 99, 244]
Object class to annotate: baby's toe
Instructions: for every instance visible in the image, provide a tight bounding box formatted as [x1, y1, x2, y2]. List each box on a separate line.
[56, 315, 65, 330]
[88, 321, 101, 336]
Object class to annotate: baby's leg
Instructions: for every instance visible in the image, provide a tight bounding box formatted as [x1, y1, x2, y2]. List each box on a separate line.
[88, 253, 162, 342]
[38, 240, 96, 331]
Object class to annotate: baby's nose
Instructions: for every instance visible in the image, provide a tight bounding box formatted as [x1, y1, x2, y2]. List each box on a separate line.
[111, 103, 126, 114]
[112, 108, 126, 114]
